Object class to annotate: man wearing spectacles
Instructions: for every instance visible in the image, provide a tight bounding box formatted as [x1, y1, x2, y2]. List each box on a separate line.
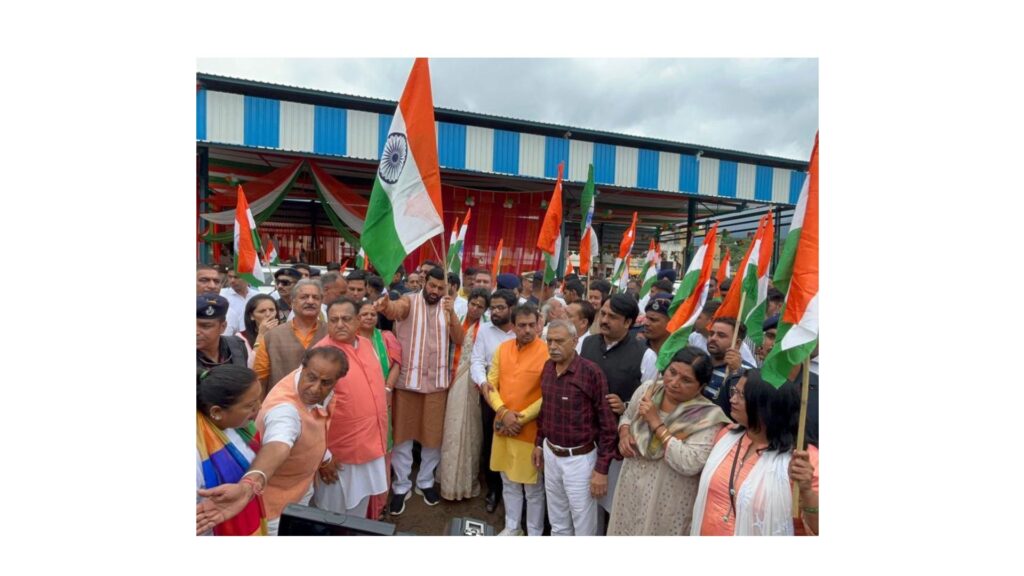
[469, 288, 518, 513]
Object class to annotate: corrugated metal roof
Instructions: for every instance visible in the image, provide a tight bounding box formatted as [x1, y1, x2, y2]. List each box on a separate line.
[196, 72, 809, 171]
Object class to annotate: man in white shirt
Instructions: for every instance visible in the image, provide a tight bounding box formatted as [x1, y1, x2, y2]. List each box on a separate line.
[450, 272, 468, 322]
[221, 269, 258, 336]
[470, 288, 517, 513]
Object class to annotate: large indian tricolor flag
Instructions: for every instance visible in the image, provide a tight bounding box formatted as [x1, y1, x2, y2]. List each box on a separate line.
[233, 185, 269, 286]
[537, 163, 565, 284]
[762, 133, 818, 388]
[578, 164, 599, 276]
[361, 58, 444, 282]
[656, 223, 719, 371]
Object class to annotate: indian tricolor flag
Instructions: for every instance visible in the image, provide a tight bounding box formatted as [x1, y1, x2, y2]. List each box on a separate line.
[743, 210, 775, 346]
[492, 238, 504, 279]
[715, 248, 731, 297]
[537, 163, 565, 284]
[447, 209, 471, 276]
[361, 58, 444, 282]
[233, 185, 269, 286]
[578, 164, 599, 276]
[762, 133, 818, 388]
[656, 223, 719, 371]
[610, 212, 638, 291]
[355, 247, 370, 271]
[714, 215, 766, 325]
[445, 215, 461, 273]
[637, 239, 661, 311]
[264, 235, 280, 266]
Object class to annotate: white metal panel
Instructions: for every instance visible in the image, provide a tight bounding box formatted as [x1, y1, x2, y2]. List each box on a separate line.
[657, 152, 681, 192]
[568, 139, 594, 182]
[697, 157, 719, 196]
[346, 110, 379, 160]
[205, 91, 244, 145]
[518, 133, 545, 178]
[465, 125, 494, 173]
[614, 146, 639, 187]
[736, 163, 757, 200]
[772, 168, 791, 203]
[278, 101, 314, 153]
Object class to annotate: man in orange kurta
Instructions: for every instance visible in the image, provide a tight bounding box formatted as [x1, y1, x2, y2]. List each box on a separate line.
[487, 303, 549, 536]
[311, 298, 389, 518]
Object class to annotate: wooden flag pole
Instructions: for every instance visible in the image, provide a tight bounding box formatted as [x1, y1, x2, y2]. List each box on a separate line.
[792, 356, 811, 518]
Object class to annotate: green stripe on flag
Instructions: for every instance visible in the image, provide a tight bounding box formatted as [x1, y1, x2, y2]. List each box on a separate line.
[361, 178, 405, 281]
[772, 228, 802, 296]
[760, 321, 818, 388]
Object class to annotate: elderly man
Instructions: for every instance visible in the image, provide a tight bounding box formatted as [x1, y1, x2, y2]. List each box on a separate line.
[198, 346, 350, 536]
[487, 303, 549, 536]
[310, 298, 389, 518]
[470, 288, 518, 513]
[254, 279, 328, 397]
[197, 294, 249, 373]
[220, 269, 258, 336]
[532, 320, 617, 536]
[376, 266, 464, 514]
[405, 271, 423, 293]
[197, 264, 221, 295]
[321, 271, 347, 305]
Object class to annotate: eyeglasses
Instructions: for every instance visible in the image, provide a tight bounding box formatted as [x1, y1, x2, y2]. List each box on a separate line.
[729, 387, 744, 398]
[276, 279, 295, 286]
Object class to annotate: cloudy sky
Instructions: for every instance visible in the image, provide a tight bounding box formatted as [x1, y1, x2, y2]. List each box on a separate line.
[197, 58, 817, 161]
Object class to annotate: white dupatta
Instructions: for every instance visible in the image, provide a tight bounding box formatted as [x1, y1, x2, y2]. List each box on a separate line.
[690, 429, 795, 536]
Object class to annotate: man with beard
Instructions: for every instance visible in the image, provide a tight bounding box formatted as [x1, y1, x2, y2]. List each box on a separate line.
[470, 288, 518, 513]
[197, 294, 249, 373]
[376, 267, 464, 514]
[640, 296, 672, 355]
[703, 316, 755, 413]
[310, 298, 389, 518]
[255, 279, 329, 397]
[580, 293, 658, 522]
[474, 269, 494, 292]
[563, 280, 586, 306]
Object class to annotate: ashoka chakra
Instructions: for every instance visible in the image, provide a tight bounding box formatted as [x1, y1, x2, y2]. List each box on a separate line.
[378, 132, 409, 184]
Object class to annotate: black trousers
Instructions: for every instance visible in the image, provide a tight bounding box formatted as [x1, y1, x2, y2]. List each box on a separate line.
[479, 396, 502, 495]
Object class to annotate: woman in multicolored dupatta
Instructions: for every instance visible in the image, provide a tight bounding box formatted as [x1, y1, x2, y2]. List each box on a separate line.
[608, 346, 732, 535]
[438, 287, 490, 501]
[357, 298, 402, 520]
[196, 365, 267, 536]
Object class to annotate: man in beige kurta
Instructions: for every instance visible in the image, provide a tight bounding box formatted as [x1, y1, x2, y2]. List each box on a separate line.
[375, 267, 464, 514]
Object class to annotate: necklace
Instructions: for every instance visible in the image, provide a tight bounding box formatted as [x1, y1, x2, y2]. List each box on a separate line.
[724, 435, 754, 523]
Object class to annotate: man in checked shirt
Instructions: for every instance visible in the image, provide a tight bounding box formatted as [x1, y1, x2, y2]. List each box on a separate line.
[531, 319, 618, 536]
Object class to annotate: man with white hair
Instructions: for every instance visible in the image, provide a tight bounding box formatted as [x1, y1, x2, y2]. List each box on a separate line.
[532, 320, 617, 536]
[254, 279, 328, 396]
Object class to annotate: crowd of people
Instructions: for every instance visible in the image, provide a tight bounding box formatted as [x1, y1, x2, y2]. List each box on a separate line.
[196, 258, 819, 537]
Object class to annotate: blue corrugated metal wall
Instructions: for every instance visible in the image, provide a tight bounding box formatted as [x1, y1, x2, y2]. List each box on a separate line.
[755, 165, 774, 201]
[313, 106, 346, 156]
[378, 114, 392, 157]
[679, 154, 699, 193]
[544, 136, 570, 178]
[593, 142, 616, 184]
[196, 89, 207, 140]
[493, 129, 520, 174]
[637, 149, 659, 189]
[243, 96, 280, 148]
[437, 122, 467, 169]
[790, 170, 806, 204]
[717, 160, 738, 198]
